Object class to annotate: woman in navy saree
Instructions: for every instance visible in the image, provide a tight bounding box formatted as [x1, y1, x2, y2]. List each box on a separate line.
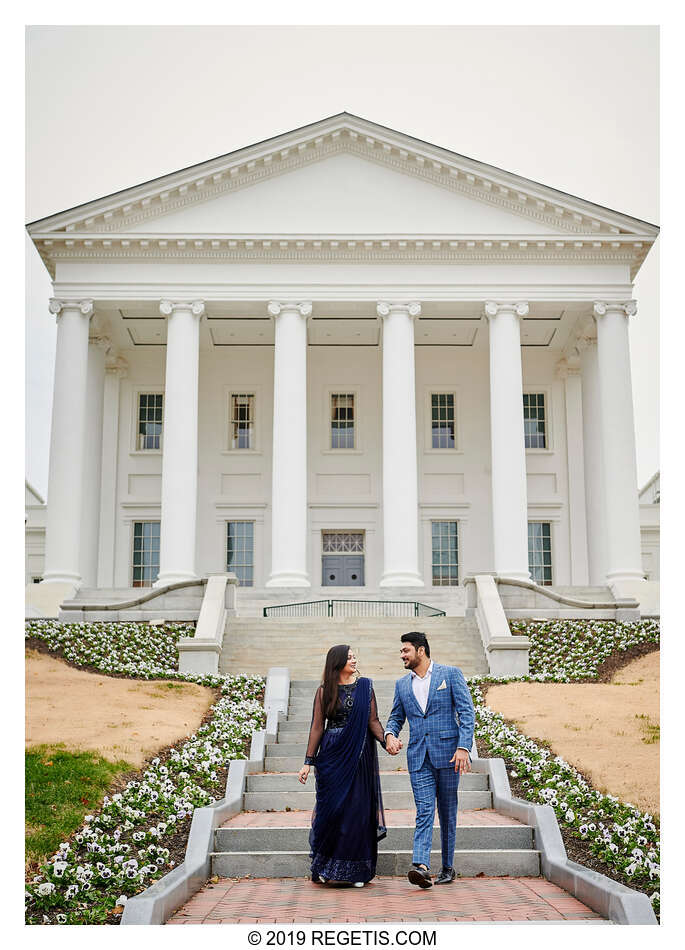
[298, 645, 388, 886]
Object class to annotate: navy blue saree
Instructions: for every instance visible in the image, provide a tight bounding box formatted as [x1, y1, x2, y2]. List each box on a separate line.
[305, 677, 387, 883]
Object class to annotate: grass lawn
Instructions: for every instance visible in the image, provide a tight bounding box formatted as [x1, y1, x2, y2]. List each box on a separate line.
[25, 745, 132, 873]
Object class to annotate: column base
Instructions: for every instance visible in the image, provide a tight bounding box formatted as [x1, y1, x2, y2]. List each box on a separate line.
[379, 571, 425, 588]
[496, 571, 532, 583]
[265, 572, 311, 588]
[605, 569, 647, 584]
[41, 572, 82, 587]
[153, 573, 198, 588]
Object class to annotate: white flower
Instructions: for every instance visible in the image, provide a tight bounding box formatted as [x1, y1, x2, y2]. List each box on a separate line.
[37, 882, 55, 896]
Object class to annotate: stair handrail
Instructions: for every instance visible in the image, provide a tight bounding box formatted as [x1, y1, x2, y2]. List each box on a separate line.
[493, 575, 639, 609]
[263, 599, 446, 618]
[60, 577, 208, 612]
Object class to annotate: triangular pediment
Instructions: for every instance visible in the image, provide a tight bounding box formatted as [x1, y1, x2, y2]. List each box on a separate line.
[27, 113, 659, 240]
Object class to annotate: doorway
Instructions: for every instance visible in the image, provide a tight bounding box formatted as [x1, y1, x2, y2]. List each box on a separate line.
[321, 532, 365, 587]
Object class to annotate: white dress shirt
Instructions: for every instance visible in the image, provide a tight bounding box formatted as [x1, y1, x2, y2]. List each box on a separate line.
[411, 660, 434, 713]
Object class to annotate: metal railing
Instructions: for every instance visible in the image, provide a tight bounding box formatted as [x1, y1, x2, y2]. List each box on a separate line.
[263, 599, 446, 618]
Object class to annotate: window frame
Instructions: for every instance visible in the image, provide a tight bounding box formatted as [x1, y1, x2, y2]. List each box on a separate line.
[430, 519, 460, 587]
[321, 386, 363, 455]
[130, 519, 161, 588]
[423, 386, 462, 454]
[223, 385, 262, 455]
[226, 519, 256, 587]
[523, 388, 553, 453]
[130, 387, 164, 455]
[527, 519, 554, 586]
[229, 392, 256, 451]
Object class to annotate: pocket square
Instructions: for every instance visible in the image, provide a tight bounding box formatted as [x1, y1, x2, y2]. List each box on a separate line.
[437, 680, 447, 690]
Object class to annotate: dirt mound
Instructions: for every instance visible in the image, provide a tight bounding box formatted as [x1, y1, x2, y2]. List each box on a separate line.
[25, 650, 216, 767]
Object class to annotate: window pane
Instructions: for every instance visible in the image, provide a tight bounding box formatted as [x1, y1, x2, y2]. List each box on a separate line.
[137, 393, 164, 450]
[431, 521, 458, 586]
[231, 394, 255, 449]
[528, 521, 552, 585]
[131, 521, 160, 587]
[227, 521, 255, 586]
[331, 394, 355, 449]
[431, 393, 455, 449]
[523, 393, 547, 449]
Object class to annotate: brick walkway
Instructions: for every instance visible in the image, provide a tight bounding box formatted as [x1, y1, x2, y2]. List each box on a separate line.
[223, 808, 521, 828]
[168, 876, 607, 924]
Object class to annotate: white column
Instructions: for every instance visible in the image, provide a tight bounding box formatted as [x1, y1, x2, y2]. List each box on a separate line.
[154, 299, 204, 587]
[484, 301, 530, 581]
[266, 301, 311, 587]
[79, 332, 109, 587]
[578, 333, 608, 585]
[593, 300, 644, 585]
[97, 357, 127, 588]
[557, 357, 589, 585]
[377, 301, 423, 587]
[43, 298, 93, 586]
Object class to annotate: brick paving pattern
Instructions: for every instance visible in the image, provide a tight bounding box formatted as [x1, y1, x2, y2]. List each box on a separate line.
[168, 876, 606, 924]
[222, 808, 522, 828]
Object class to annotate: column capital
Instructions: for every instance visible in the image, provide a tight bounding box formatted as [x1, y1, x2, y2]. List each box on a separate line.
[49, 298, 94, 318]
[88, 332, 112, 353]
[159, 299, 205, 317]
[556, 356, 581, 379]
[267, 300, 312, 318]
[376, 301, 421, 319]
[593, 300, 637, 319]
[483, 301, 529, 320]
[574, 332, 597, 355]
[105, 355, 128, 378]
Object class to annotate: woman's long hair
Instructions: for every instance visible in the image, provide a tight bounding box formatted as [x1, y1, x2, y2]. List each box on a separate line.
[321, 644, 352, 719]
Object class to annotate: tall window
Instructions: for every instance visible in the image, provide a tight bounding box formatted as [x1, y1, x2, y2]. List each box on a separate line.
[432, 521, 458, 586]
[528, 521, 552, 585]
[227, 521, 254, 586]
[523, 393, 547, 448]
[431, 393, 455, 449]
[331, 394, 355, 449]
[132, 521, 160, 587]
[231, 394, 255, 449]
[137, 393, 163, 450]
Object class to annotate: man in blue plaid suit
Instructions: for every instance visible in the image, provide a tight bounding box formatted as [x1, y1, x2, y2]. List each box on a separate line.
[384, 631, 475, 887]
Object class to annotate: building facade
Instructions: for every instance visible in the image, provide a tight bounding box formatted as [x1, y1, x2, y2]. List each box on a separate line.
[26, 114, 658, 602]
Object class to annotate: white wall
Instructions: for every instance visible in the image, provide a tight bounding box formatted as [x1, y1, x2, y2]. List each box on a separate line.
[105, 340, 574, 588]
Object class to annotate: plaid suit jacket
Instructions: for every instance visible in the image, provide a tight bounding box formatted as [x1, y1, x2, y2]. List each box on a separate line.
[385, 663, 475, 772]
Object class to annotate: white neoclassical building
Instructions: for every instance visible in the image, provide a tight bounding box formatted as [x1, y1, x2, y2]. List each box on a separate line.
[26, 113, 659, 614]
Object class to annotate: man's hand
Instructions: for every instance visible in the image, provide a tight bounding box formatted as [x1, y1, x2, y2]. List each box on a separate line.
[385, 734, 402, 755]
[298, 764, 311, 784]
[450, 748, 471, 775]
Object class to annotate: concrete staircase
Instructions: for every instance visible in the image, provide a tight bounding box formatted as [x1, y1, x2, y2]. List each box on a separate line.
[210, 680, 541, 879]
[233, 587, 467, 618]
[219, 616, 489, 677]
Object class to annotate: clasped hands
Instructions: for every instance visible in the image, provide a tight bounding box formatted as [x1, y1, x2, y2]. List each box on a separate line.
[385, 734, 403, 755]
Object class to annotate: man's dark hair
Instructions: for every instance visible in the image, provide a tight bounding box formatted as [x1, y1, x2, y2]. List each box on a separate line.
[401, 631, 430, 658]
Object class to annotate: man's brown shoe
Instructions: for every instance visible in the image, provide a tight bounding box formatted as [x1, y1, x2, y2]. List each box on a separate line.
[407, 865, 433, 888]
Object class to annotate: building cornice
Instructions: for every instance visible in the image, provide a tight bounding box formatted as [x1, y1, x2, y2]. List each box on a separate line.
[31, 231, 651, 280]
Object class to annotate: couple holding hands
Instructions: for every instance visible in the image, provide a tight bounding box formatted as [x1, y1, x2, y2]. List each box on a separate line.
[297, 631, 476, 889]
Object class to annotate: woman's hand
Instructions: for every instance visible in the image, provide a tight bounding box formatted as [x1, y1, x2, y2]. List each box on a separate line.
[298, 764, 311, 784]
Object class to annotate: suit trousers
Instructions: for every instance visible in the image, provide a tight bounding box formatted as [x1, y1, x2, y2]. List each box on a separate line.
[409, 751, 460, 870]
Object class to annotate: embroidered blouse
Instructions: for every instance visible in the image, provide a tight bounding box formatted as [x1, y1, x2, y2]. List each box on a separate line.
[304, 680, 386, 765]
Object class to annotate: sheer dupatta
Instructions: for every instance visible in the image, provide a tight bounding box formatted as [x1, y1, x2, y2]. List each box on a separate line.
[310, 677, 387, 859]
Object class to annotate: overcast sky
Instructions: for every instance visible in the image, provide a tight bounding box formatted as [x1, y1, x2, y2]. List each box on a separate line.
[25, 24, 659, 498]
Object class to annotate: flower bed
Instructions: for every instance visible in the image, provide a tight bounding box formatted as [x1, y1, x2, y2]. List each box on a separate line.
[25, 620, 265, 924]
[471, 618, 660, 916]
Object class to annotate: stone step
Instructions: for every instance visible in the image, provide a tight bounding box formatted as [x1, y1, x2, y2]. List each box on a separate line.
[211, 849, 540, 878]
[264, 755, 415, 771]
[243, 789, 492, 810]
[215, 824, 532, 852]
[269, 741, 409, 758]
[246, 771, 488, 791]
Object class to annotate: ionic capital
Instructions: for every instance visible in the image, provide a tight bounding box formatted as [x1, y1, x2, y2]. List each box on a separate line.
[483, 300, 529, 320]
[376, 301, 421, 320]
[89, 332, 111, 353]
[593, 300, 637, 320]
[48, 298, 94, 319]
[267, 300, 313, 318]
[159, 299, 205, 318]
